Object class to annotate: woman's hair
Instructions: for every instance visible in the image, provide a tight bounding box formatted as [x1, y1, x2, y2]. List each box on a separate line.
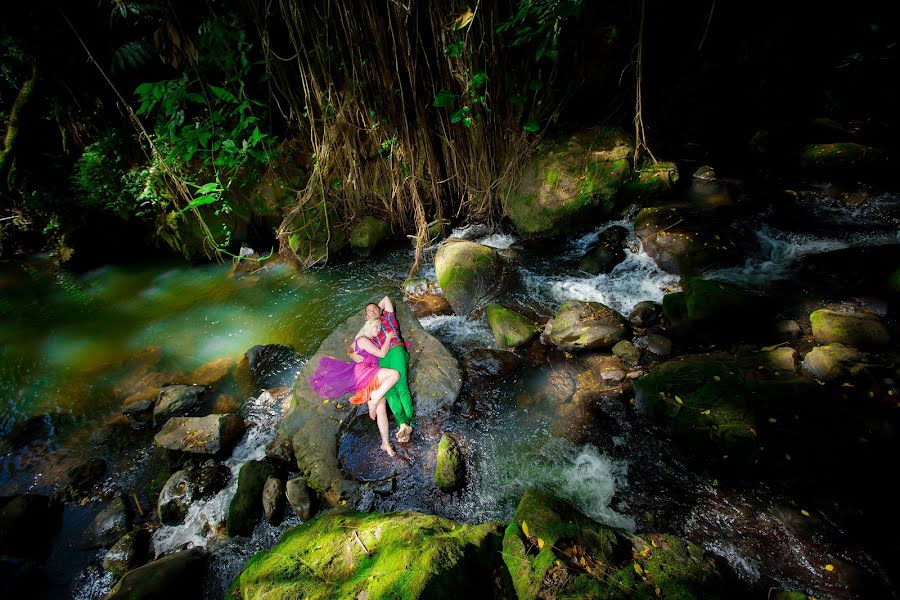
[355, 318, 381, 340]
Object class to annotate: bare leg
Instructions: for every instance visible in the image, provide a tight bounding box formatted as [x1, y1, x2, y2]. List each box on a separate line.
[369, 368, 399, 404]
[374, 399, 394, 456]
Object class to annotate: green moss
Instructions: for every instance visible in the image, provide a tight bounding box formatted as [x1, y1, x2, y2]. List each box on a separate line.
[545, 168, 562, 188]
[485, 304, 539, 349]
[800, 143, 878, 168]
[236, 511, 502, 599]
[809, 309, 889, 349]
[435, 433, 464, 492]
[349, 216, 390, 253]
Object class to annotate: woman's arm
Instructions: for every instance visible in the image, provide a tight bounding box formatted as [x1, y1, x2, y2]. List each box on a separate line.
[357, 332, 395, 358]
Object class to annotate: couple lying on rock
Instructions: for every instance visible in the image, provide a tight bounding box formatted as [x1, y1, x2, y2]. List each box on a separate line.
[309, 296, 414, 457]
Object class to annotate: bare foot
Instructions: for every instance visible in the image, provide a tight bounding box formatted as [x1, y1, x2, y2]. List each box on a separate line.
[397, 424, 413, 443]
[380, 442, 396, 457]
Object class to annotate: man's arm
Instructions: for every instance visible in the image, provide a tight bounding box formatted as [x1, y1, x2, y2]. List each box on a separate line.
[378, 295, 394, 313]
[347, 344, 363, 363]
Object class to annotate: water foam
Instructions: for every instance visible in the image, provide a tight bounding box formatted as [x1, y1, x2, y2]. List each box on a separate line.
[419, 314, 495, 354]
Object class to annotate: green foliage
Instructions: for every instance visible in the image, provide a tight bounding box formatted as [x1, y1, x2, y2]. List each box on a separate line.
[497, 0, 583, 61]
[133, 18, 276, 252]
[72, 130, 146, 218]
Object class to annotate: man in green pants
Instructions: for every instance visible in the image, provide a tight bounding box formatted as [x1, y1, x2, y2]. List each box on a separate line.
[355, 295, 414, 442]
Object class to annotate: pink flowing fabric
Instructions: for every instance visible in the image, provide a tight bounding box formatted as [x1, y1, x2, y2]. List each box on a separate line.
[309, 339, 380, 402]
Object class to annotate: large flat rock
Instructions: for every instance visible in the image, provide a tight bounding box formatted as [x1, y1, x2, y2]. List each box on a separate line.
[281, 301, 461, 503]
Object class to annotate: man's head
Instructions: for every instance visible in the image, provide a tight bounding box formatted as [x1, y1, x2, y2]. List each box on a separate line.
[365, 303, 382, 320]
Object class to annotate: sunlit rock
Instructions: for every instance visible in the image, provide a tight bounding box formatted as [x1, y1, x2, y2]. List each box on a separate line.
[543, 300, 629, 352]
[435, 239, 512, 317]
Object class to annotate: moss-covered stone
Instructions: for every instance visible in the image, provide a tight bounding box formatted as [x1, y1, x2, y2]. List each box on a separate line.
[543, 300, 629, 352]
[435, 239, 510, 317]
[622, 161, 680, 199]
[799, 143, 883, 171]
[227, 460, 277, 537]
[235, 511, 503, 599]
[612, 340, 641, 365]
[662, 278, 762, 339]
[507, 128, 633, 237]
[485, 304, 539, 349]
[634, 352, 819, 469]
[435, 433, 464, 492]
[502, 489, 727, 600]
[349, 216, 390, 256]
[809, 309, 889, 349]
[801, 343, 865, 381]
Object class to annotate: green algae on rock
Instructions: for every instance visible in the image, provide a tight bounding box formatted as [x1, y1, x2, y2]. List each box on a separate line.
[434, 433, 465, 492]
[809, 309, 890, 349]
[107, 547, 207, 599]
[349, 216, 391, 256]
[485, 304, 539, 349]
[435, 239, 511, 317]
[227, 460, 278, 537]
[506, 129, 633, 237]
[502, 489, 727, 600]
[234, 511, 502, 599]
[543, 300, 629, 352]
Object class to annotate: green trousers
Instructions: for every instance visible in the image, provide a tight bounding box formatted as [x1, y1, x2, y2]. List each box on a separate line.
[379, 345, 414, 426]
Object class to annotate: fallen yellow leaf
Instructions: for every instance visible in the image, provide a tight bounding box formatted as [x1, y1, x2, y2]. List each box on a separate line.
[701, 409, 711, 415]
[675, 396, 683, 404]
[522, 521, 530, 537]
[825, 564, 834, 572]
[714, 375, 721, 381]
[801, 509, 810, 517]
[537, 537, 545, 549]
[634, 562, 644, 575]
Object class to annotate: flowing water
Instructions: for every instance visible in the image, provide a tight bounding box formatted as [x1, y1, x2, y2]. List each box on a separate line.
[2, 181, 898, 598]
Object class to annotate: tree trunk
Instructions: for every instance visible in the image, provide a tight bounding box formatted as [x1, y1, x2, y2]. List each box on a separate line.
[0, 61, 39, 192]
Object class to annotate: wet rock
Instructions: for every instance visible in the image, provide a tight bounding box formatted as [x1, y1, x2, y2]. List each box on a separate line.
[799, 142, 884, 172]
[802, 344, 866, 381]
[636, 333, 672, 356]
[577, 245, 625, 275]
[0, 494, 62, 561]
[153, 414, 245, 456]
[227, 460, 277, 537]
[86, 496, 131, 548]
[435, 239, 512, 317]
[64, 457, 107, 501]
[102, 529, 150, 579]
[462, 348, 520, 386]
[435, 433, 465, 493]
[503, 489, 729, 600]
[612, 340, 641, 365]
[262, 477, 285, 525]
[763, 346, 799, 376]
[693, 165, 716, 181]
[628, 300, 662, 329]
[485, 304, 539, 349]
[507, 128, 633, 237]
[349, 216, 390, 256]
[407, 291, 453, 319]
[265, 435, 296, 471]
[153, 384, 208, 426]
[0, 414, 55, 454]
[210, 393, 240, 414]
[809, 309, 889, 349]
[635, 205, 757, 275]
[239, 344, 303, 393]
[285, 477, 313, 520]
[281, 302, 460, 504]
[235, 511, 502, 598]
[106, 547, 207, 599]
[157, 461, 231, 525]
[776, 319, 802, 340]
[599, 365, 627, 383]
[122, 399, 154, 426]
[543, 300, 629, 352]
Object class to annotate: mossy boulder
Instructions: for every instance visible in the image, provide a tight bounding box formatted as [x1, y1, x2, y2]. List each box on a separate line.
[235, 511, 503, 599]
[281, 204, 348, 269]
[801, 344, 865, 381]
[799, 143, 883, 172]
[227, 460, 278, 537]
[809, 309, 889, 349]
[435, 238, 511, 317]
[281, 302, 460, 504]
[662, 277, 762, 339]
[502, 489, 727, 600]
[485, 304, 539, 349]
[634, 353, 819, 469]
[612, 340, 641, 365]
[102, 529, 150, 580]
[349, 216, 390, 256]
[107, 547, 207, 599]
[435, 433, 465, 492]
[622, 160, 680, 199]
[634, 204, 757, 275]
[543, 300, 629, 352]
[507, 128, 633, 237]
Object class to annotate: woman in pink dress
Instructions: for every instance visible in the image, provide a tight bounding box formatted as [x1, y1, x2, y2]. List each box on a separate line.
[309, 319, 399, 456]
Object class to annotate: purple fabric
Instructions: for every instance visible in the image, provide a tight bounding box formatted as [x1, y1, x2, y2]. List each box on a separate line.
[308, 340, 380, 399]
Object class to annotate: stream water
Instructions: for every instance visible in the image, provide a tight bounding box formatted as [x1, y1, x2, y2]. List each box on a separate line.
[1, 180, 898, 599]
